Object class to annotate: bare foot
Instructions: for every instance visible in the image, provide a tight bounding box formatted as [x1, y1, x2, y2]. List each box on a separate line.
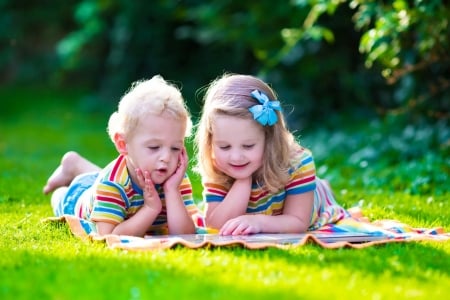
[43, 151, 101, 194]
[43, 165, 71, 195]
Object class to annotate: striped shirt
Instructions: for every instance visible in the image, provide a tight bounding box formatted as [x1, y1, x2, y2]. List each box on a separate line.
[203, 147, 349, 230]
[76, 154, 197, 235]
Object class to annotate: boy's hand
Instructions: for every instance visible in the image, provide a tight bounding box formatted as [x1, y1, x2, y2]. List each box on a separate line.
[163, 147, 188, 191]
[135, 168, 162, 212]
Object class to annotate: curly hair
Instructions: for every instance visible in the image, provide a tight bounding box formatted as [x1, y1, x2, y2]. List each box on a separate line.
[107, 75, 192, 142]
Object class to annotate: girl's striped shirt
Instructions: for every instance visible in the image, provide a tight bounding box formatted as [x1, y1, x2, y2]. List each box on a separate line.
[203, 147, 349, 229]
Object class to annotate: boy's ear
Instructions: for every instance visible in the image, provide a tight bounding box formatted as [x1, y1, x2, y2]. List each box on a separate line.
[113, 133, 127, 154]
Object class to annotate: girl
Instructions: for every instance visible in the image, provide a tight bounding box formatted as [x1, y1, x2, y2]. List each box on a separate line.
[195, 73, 350, 235]
[44, 75, 198, 236]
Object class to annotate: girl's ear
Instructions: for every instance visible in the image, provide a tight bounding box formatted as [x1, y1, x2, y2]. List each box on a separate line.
[113, 133, 127, 154]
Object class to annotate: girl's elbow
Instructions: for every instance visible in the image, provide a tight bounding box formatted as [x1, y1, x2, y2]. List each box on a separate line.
[291, 217, 310, 233]
[205, 212, 226, 231]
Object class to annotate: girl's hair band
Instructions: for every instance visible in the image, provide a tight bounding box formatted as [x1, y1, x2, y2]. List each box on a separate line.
[249, 90, 281, 126]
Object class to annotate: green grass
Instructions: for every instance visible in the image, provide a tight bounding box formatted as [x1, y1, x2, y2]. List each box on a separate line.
[0, 86, 449, 299]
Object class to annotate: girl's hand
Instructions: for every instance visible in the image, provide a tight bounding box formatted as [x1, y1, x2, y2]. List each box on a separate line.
[219, 215, 262, 236]
[163, 147, 188, 191]
[204, 176, 252, 230]
[135, 168, 162, 212]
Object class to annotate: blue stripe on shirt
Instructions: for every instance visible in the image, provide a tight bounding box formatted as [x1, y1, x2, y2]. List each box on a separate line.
[247, 193, 285, 213]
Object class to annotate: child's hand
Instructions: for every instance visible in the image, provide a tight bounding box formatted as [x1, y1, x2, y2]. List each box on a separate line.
[219, 215, 262, 236]
[163, 147, 188, 191]
[135, 168, 162, 212]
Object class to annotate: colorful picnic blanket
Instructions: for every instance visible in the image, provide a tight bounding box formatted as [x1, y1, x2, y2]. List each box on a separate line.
[43, 208, 449, 250]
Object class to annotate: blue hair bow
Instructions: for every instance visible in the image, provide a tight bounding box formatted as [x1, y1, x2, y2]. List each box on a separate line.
[249, 90, 281, 126]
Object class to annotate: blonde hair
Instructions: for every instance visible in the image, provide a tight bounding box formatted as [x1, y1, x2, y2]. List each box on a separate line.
[107, 75, 192, 142]
[195, 73, 301, 192]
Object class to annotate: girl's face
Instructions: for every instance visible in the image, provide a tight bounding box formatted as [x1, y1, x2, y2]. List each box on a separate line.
[125, 112, 185, 185]
[211, 115, 265, 180]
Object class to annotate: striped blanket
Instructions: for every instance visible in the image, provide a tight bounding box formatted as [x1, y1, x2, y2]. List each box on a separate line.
[43, 208, 449, 250]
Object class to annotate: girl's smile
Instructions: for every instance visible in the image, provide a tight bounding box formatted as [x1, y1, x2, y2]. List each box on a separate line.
[211, 116, 265, 180]
[230, 162, 249, 168]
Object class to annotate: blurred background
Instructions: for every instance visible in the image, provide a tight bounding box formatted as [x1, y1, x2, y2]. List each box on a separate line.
[2, 0, 448, 122]
[1, 0, 449, 197]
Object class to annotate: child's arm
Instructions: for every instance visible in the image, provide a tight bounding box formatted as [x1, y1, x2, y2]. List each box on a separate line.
[205, 176, 252, 230]
[219, 191, 314, 235]
[164, 188, 196, 234]
[163, 148, 196, 234]
[96, 170, 162, 236]
[96, 205, 161, 236]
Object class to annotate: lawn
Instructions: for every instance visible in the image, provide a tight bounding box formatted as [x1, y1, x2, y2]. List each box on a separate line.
[0, 86, 448, 299]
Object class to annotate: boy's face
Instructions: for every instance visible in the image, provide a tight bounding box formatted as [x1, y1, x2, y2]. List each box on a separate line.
[125, 112, 185, 185]
[211, 115, 265, 180]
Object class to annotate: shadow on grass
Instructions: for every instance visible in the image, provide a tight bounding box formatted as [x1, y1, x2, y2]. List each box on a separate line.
[2, 216, 449, 300]
[224, 241, 450, 279]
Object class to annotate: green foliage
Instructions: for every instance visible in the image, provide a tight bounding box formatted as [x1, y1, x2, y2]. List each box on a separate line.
[352, 0, 449, 113]
[354, 0, 449, 71]
[304, 114, 449, 196]
[0, 0, 79, 84]
[1, 0, 447, 123]
[175, 0, 383, 124]
[278, 0, 449, 118]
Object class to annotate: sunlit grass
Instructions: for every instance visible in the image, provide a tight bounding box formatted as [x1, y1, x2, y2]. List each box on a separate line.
[0, 86, 448, 299]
